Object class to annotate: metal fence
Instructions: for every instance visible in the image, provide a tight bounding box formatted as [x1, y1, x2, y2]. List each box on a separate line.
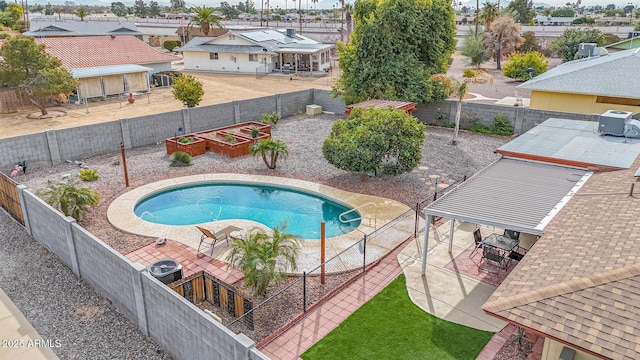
[225, 177, 468, 347]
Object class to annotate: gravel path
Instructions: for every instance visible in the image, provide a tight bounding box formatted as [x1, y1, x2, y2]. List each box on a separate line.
[0, 212, 171, 360]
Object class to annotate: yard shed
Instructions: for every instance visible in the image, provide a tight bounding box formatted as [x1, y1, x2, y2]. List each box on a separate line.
[70, 65, 152, 100]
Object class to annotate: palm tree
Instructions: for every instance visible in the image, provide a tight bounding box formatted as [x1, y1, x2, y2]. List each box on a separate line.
[250, 138, 289, 170]
[429, 75, 469, 145]
[75, 7, 87, 21]
[344, 3, 353, 40]
[36, 180, 101, 220]
[188, 6, 224, 36]
[226, 226, 300, 296]
[479, 1, 499, 29]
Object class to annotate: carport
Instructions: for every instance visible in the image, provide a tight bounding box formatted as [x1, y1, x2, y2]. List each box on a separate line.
[420, 158, 592, 275]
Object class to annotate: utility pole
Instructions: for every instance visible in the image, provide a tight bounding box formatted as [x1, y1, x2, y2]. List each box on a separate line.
[299, 0, 302, 33]
[475, 0, 479, 36]
[340, 0, 344, 42]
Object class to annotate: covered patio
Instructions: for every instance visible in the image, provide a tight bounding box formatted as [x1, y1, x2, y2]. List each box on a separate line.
[420, 158, 592, 275]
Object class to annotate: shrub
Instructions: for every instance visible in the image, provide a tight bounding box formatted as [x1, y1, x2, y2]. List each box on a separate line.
[492, 114, 514, 135]
[177, 137, 194, 144]
[163, 40, 181, 51]
[35, 180, 100, 220]
[251, 126, 259, 138]
[79, 168, 99, 181]
[468, 122, 492, 133]
[170, 151, 192, 166]
[224, 133, 237, 143]
[503, 51, 549, 81]
[261, 112, 281, 126]
[518, 31, 541, 53]
[172, 74, 204, 108]
[462, 69, 476, 78]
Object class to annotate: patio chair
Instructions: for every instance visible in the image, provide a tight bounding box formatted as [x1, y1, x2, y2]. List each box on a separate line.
[196, 225, 242, 256]
[503, 229, 521, 240]
[469, 228, 483, 258]
[508, 250, 524, 263]
[482, 246, 508, 269]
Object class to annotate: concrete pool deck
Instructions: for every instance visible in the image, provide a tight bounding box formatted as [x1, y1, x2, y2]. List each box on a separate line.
[108, 173, 414, 274]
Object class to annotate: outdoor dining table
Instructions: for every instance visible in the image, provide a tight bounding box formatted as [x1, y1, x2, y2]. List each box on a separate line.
[481, 233, 520, 252]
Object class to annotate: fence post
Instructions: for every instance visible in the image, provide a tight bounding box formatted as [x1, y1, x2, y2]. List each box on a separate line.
[16, 184, 31, 235]
[131, 263, 149, 336]
[362, 235, 367, 272]
[303, 271, 307, 313]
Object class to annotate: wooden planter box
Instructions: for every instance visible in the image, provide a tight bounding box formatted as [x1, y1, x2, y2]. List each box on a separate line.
[165, 136, 207, 157]
[196, 131, 252, 158]
[215, 121, 272, 136]
[237, 128, 271, 143]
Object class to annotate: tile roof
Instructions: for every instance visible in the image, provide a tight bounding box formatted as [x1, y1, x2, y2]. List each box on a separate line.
[35, 36, 180, 69]
[517, 48, 640, 98]
[483, 154, 640, 360]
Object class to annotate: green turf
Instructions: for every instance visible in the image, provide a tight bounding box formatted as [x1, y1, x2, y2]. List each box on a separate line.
[301, 274, 494, 360]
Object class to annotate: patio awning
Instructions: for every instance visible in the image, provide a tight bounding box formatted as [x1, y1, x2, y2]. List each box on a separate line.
[424, 158, 591, 235]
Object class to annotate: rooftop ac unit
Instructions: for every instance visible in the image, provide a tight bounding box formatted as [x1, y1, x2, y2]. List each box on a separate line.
[598, 110, 633, 136]
[624, 119, 640, 138]
[577, 43, 597, 57]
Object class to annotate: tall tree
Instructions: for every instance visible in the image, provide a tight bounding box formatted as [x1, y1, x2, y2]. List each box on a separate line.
[344, 3, 353, 39]
[110, 2, 127, 17]
[484, 16, 524, 70]
[133, 0, 149, 17]
[188, 6, 224, 36]
[148, 1, 161, 17]
[506, 0, 534, 24]
[479, 1, 499, 29]
[0, 36, 78, 116]
[549, 27, 604, 62]
[332, 0, 456, 104]
[170, 0, 185, 10]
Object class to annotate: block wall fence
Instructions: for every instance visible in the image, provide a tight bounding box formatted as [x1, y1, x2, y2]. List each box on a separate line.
[0, 88, 598, 172]
[16, 185, 269, 360]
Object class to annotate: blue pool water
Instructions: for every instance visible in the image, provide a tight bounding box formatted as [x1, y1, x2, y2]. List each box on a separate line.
[134, 183, 361, 239]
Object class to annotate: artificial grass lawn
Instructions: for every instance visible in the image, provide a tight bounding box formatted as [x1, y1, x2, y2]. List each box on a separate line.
[301, 274, 494, 360]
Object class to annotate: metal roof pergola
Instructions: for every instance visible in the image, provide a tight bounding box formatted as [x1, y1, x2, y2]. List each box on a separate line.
[420, 158, 592, 274]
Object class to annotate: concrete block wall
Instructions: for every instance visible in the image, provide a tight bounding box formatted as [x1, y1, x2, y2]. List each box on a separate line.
[55, 121, 123, 161]
[280, 89, 312, 117]
[72, 224, 138, 323]
[310, 89, 346, 115]
[190, 103, 235, 133]
[18, 187, 267, 360]
[0, 132, 50, 172]
[237, 95, 277, 123]
[21, 191, 75, 271]
[128, 110, 184, 148]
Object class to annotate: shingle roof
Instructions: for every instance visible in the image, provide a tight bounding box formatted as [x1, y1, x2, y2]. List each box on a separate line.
[24, 20, 141, 37]
[35, 36, 180, 69]
[483, 155, 640, 360]
[517, 48, 640, 98]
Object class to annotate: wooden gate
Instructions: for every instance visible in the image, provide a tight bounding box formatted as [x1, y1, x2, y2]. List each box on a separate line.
[0, 172, 23, 225]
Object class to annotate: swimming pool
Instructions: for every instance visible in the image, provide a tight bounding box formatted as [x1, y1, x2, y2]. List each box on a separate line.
[134, 183, 361, 239]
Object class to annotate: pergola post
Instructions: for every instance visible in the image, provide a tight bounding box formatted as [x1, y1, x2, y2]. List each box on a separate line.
[421, 212, 431, 276]
[449, 219, 455, 253]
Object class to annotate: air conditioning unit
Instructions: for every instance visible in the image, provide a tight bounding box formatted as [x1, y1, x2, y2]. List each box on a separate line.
[599, 110, 633, 136]
[577, 43, 597, 57]
[625, 119, 640, 138]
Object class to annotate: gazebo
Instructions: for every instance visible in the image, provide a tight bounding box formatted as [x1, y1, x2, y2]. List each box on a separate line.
[345, 100, 416, 116]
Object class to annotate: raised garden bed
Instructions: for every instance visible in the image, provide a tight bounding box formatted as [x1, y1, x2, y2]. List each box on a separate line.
[196, 130, 252, 158]
[165, 136, 207, 157]
[216, 121, 272, 136]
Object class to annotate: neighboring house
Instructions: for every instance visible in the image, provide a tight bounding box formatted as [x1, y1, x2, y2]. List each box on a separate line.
[178, 29, 334, 74]
[604, 35, 640, 52]
[483, 118, 640, 360]
[23, 20, 142, 39]
[35, 36, 180, 100]
[535, 15, 577, 25]
[517, 48, 640, 114]
[175, 27, 228, 44]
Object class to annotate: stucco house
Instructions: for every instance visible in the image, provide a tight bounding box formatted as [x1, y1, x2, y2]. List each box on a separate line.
[36, 36, 180, 100]
[517, 48, 640, 114]
[23, 20, 142, 39]
[177, 28, 334, 74]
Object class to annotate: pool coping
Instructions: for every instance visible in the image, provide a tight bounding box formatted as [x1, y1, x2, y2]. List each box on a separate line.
[108, 173, 412, 273]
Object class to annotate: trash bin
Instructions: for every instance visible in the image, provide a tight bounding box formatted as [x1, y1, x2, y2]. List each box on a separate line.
[148, 258, 183, 285]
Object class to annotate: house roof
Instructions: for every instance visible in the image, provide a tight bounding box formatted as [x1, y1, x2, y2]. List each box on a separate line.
[35, 36, 180, 69]
[177, 29, 333, 55]
[496, 118, 640, 171]
[517, 48, 640, 99]
[604, 36, 640, 50]
[175, 27, 228, 37]
[24, 20, 141, 37]
[483, 154, 640, 360]
[424, 158, 590, 235]
[69, 64, 153, 79]
[535, 15, 578, 22]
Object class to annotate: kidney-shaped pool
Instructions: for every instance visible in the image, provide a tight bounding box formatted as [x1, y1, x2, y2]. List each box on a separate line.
[134, 183, 361, 239]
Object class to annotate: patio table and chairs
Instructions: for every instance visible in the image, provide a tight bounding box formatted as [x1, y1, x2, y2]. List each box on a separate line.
[475, 230, 524, 270]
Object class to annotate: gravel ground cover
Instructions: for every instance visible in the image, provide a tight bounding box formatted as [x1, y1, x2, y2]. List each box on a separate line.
[8, 115, 510, 355]
[0, 212, 171, 360]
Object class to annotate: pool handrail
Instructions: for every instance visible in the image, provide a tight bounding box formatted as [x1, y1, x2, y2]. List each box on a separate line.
[339, 202, 377, 230]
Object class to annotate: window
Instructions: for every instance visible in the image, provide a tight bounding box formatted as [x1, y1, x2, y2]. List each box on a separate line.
[596, 96, 640, 106]
[249, 54, 258, 62]
[209, 52, 218, 60]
